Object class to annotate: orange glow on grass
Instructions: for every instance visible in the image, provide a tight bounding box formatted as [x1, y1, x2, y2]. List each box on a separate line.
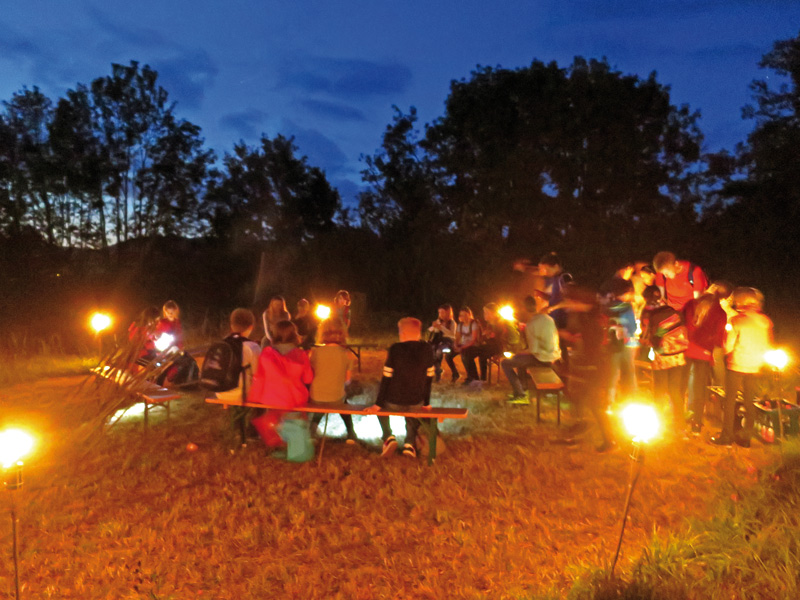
[0, 428, 35, 469]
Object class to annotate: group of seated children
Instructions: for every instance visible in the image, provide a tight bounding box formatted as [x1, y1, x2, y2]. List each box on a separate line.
[214, 291, 435, 459]
[127, 300, 185, 366]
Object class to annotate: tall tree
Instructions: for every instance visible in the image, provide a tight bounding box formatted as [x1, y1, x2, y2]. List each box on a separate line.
[206, 134, 340, 245]
[424, 58, 704, 273]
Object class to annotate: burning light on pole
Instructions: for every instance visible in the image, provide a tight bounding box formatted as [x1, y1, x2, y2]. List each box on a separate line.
[764, 349, 789, 371]
[1, 428, 35, 600]
[499, 305, 515, 322]
[154, 333, 175, 353]
[90, 312, 112, 334]
[611, 403, 660, 576]
[315, 304, 331, 320]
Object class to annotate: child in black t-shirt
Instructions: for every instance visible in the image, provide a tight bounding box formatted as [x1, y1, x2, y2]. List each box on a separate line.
[365, 317, 435, 458]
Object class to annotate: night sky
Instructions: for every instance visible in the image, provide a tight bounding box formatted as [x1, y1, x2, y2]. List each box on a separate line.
[3, 1, 799, 204]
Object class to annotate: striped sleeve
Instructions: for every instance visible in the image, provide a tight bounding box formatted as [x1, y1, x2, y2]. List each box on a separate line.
[383, 365, 394, 378]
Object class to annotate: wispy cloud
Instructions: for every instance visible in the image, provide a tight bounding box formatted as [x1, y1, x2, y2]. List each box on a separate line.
[283, 120, 349, 175]
[219, 109, 268, 140]
[300, 99, 366, 121]
[279, 57, 412, 99]
[154, 50, 218, 110]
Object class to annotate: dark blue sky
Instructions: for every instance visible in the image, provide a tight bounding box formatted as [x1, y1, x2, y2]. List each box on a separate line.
[2, 1, 799, 203]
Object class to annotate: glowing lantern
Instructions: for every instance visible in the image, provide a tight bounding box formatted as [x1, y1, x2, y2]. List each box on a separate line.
[725, 323, 733, 332]
[503, 351, 513, 358]
[90, 312, 112, 334]
[0, 429, 34, 470]
[764, 349, 789, 371]
[154, 333, 175, 353]
[648, 348, 655, 361]
[315, 304, 332, 320]
[620, 403, 660, 444]
[499, 305, 515, 321]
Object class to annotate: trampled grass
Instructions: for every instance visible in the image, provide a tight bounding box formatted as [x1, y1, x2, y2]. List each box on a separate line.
[0, 350, 788, 599]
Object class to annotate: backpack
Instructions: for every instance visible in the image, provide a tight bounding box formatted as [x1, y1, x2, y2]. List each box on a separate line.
[651, 308, 689, 356]
[200, 334, 246, 393]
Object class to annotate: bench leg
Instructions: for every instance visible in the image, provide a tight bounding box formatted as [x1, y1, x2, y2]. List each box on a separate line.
[536, 390, 541, 423]
[428, 419, 438, 467]
[557, 392, 561, 426]
[144, 401, 149, 429]
[316, 414, 329, 468]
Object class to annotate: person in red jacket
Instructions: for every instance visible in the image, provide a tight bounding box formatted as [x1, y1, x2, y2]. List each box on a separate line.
[248, 320, 313, 448]
[653, 251, 709, 311]
[683, 281, 733, 436]
[155, 300, 184, 350]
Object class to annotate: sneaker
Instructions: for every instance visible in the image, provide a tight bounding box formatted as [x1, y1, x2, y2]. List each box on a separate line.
[710, 434, 733, 447]
[451, 373, 461, 384]
[507, 394, 530, 405]
[402, 443, 417, 458]
[381, 436, 397, 457]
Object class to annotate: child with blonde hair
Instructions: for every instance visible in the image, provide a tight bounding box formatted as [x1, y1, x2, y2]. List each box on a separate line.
[309, 318, 358, 443]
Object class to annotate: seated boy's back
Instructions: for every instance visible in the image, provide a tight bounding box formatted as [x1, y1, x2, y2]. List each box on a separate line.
[377, 339, 435, 408]
[215, 308, 261, 402]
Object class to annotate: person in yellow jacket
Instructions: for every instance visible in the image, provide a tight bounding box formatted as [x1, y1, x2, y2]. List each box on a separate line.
[711, 287, 773, 448]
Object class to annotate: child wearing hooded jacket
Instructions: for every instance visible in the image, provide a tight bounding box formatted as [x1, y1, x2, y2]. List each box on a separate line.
[248, 320, 313, 448]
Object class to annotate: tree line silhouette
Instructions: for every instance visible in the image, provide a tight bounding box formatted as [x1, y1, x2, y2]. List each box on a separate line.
[1, 31, 799, 345]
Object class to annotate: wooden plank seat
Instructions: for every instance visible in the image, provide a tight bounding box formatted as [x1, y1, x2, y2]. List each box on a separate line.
[205, 396, 468, 465]
[530, 367, 565, 425]
[92, 365, 181, 428]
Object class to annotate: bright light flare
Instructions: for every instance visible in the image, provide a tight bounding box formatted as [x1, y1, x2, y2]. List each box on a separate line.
[90, 312, 112, 334]
[315, 304, 331, 320]
[620, 403, 660, 443]
[764, 349, 789, 371]
[725, 323, 733, 332]
[0, 429, 35, 469]
[648, 348, 655, 361]
[499, 305, 515, 322]
[503, 351, 513, 358]
[154, 333, 175, 352]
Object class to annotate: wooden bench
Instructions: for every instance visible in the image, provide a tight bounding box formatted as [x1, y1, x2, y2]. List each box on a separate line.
[530, 367, 565, 425]
[205, 396, 468, 466]
[92, 366, 181, 428]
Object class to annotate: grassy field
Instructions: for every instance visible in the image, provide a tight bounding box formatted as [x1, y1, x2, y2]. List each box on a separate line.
[0, 349, 792, 599]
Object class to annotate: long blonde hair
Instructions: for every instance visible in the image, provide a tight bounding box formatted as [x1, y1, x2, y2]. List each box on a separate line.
[692, 293, 717, 327]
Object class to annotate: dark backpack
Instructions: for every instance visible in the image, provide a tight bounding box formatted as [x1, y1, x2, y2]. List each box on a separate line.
[200, 335, 246, 392]
[651, 307, 689, 356]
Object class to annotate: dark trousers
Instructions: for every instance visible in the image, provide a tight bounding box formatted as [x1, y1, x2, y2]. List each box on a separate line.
[433, 341, 458, 377]
[501, 354, 550, 396]
[654, 366, 686, 430]
[688, 358, 712, 427]
[723, 370, 760, 441]
[310, 411, 356, 437]
[462, 339, 502, 381]
[378, 402, 422, 445]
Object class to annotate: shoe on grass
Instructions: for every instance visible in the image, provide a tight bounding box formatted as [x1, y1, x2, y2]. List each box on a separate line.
[451, 372, 460, 383]
[709, 434, 733, 447]
[381, 436, 397, 457]
[402, 443, 416, 458]
[507, 394, 530, 405]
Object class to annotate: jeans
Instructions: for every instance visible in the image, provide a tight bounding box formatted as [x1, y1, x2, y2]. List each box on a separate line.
[654, 366, 685, 430]
[433, 340, 458, 378]
[378, 402, 423, 445]
[501, 354, 551, 396]
[607, 348, 636, 403]
[723, 370, 761, 441]
[687, 358, 712, 428]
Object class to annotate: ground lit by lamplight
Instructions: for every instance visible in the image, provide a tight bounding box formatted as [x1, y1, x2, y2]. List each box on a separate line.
[0, 428, 35, 468]
[620, 403, 660, 443]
